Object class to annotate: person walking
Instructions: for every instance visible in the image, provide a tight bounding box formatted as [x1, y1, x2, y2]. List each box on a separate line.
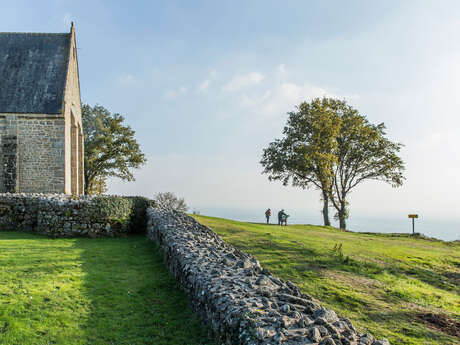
[265, 208, 271, 224]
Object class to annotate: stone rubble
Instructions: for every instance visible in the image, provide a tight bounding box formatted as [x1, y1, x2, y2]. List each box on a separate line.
[147, 207, 390, 345]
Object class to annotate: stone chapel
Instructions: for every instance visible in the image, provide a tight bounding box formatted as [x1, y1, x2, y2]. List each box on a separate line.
[0, 23, 83, 194]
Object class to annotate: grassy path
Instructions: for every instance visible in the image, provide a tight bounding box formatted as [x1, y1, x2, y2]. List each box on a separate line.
[193, 215, 460, 345]
[0, 233, 214, 345]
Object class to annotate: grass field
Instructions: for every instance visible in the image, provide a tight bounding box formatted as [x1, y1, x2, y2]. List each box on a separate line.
[193, 215, 460, 345]
[0, 233, 214, 345]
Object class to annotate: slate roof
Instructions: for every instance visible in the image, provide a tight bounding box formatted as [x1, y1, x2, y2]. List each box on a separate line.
[0, 32, 71, 114]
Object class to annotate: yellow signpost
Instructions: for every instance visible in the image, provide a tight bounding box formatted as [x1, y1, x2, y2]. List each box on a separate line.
[408, 214, 419, 234]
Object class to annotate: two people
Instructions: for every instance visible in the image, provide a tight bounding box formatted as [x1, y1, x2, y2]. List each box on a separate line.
[265, 208, 289, 226]
[278, 209, 289, 226]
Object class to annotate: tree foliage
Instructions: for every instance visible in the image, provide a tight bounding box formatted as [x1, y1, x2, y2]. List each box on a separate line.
[330, 109, 405, 229]
[261, 97, 405, 229]
[82, 104, 146, 195]
[85, 175, 107, 196]
[154, 192, 188, 213]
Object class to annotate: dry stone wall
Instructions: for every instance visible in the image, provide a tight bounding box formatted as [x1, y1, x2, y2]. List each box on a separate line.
[147, 207, 390, 345]
[0, 193, 149, 237]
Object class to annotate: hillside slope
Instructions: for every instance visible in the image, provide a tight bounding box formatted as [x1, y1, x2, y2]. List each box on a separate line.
[193, 215, 460, 345]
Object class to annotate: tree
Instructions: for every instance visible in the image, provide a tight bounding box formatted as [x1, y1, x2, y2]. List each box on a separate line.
[260, 98, 342, 226]
[154, 192, 188, 213]
[86, 175, 107, 195]
[329, 108, 405, 229]
[261, 97, 405, 230]
[82, 104, 146, 195]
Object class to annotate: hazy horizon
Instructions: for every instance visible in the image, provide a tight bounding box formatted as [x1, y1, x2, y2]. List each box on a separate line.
[192, 206, 460, 241]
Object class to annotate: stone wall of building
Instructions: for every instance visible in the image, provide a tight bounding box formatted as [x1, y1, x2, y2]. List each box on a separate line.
[147, 207, 390, 345]
[63, 24, 84, 195]
[0, 114, 65, 193]
[17, 116, 66, 193]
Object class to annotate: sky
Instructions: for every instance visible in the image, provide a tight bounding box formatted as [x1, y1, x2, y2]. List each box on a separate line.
[2, 1, 460, 239]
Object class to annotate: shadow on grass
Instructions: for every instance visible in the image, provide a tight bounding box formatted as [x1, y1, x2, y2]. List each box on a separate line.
[0, 232, 215, 345]
[362, 309, 458, 345]
[72, 236, 215, 345]
[229, 234, 385, 276]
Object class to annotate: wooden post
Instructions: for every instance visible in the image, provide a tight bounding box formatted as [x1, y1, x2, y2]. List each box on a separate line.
[408, 214, 418, 235]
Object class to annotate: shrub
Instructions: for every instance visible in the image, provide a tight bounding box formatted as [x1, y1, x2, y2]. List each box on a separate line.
[90, 196, 153, 234]
[127, 196, 155, 234]
[154, 192, 188, 213]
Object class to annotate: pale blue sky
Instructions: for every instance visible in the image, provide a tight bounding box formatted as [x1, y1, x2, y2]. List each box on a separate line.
[3, 1, 460, 238]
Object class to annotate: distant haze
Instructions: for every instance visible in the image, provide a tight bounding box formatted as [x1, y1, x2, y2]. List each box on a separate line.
[4, 1, 459, 240]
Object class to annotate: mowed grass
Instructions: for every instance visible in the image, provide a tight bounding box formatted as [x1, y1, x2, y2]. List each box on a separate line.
[193, 215, 460, 345]
[0, 233, 214, 345]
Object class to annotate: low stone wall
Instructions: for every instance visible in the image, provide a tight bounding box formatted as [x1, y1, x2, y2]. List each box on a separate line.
[0, 193, 150, 237]
[147, 207, 390, 345]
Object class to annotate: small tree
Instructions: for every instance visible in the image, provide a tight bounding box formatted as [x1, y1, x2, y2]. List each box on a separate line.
[154, 192, 188, 213]
[82, 104, 146, 195]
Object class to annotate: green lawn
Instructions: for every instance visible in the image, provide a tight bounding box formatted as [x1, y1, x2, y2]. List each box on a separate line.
[193, 215, 460, 345]
[0, 233, 215, 345]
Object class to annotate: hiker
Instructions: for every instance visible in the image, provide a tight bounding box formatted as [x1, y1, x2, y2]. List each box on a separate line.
[278, 209, 289, 226]
[278, 209, 286, 225]
[265, 208, 271, 224]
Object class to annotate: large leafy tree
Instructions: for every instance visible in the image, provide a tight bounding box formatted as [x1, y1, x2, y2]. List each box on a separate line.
[260, 98, 342, 226]
[330, 109, 405, 229]
[82, 104, 146, 195]
[261, 97, 405, 229]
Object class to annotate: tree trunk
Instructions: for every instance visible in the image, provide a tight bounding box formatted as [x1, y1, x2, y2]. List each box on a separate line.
[338, 201, 347, 230]
[84, 173, 89, 195]
[322, 190, 331, 226]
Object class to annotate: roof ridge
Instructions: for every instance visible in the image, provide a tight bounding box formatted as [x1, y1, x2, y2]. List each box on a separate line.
[0, 32, 69, 36]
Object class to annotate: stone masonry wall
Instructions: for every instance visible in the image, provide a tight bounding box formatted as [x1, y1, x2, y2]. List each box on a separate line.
[0, 193, 148, 237]
[17, 116, 66, 193]
[63, 24, 84, 194]
[147, 207, 390, 345]
[1, 135, 18, 193]
[0, 115, 65, 193]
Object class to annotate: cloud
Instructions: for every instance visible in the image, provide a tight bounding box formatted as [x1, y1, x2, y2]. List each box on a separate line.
[164, 86, 187, 99]
[278, 64, 286, 74]
[240, 90, 272, 108]
[240, 82, 342, 119]
[196, 70, 218, 93]
[209, 69, 218, 78]
[222, 72, 264, 92]
[418, 130, 455, 150]
[197, 79, 210, 93]
[117, 73, 136, 85]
